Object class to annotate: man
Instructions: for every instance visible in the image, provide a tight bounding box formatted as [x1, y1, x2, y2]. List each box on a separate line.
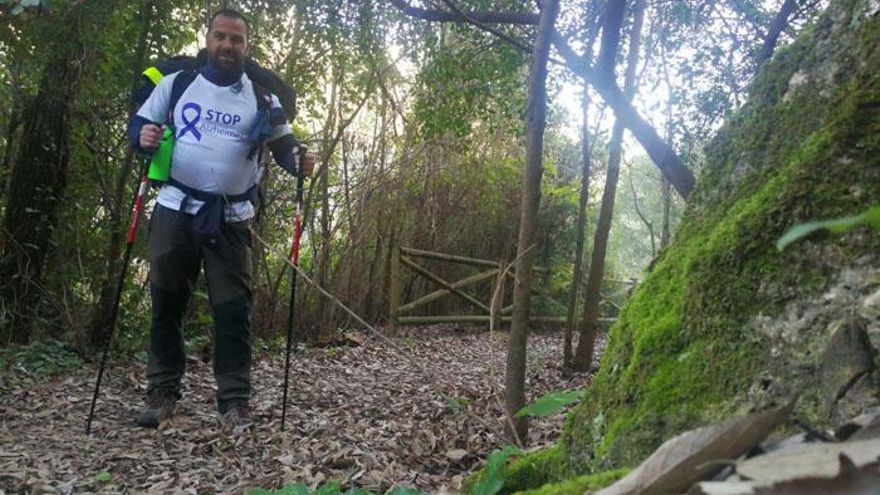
[128, 9, 312, 429]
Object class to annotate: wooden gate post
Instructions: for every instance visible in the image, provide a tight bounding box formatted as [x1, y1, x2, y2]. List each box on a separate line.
[388, 244, 402, 333]
[491, 259, 507, 330]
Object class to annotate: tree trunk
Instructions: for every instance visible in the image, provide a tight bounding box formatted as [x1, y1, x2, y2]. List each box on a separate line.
[315, 63, 340, 341]
[660, 59, 674, 250]
[572, 120, 623, 371]
[563, 89, 592, 372]
[505, 0, 560, 445]
[0, 16, 85, 343]
[572, 0, 646, 372]
[1, 106, 22, 200]
[756, 0, 799, 65]
[627, 161, 656, 256]
[85, 0, 154, 352]
[661, 176, 671, 248]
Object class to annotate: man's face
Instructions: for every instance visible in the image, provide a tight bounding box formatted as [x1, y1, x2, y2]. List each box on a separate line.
[206, 15, 249, 71]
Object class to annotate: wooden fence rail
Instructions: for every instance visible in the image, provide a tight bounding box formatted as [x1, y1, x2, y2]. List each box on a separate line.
[388, 246, 625, 331]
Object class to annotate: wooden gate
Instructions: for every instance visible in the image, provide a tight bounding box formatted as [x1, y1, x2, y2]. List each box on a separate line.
[388, 246, 617, 330]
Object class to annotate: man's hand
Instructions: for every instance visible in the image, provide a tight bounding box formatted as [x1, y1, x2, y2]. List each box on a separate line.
[300, 152, 316, 177]
[139, 124, 164, 151]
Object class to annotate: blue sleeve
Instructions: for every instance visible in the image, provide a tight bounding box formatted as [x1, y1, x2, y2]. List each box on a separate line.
[268, 134, 300, 175]
[127, 114, 153, 152]
[128, 72, 176, 152]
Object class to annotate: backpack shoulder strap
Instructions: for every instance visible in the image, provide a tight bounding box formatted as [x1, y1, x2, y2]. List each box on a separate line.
[246, 82, 275, 160]
[167, 69, 199, 124]
[251, 81, 272, 112]
[244, 57, 297, 121]
[133, 56, 199, 107]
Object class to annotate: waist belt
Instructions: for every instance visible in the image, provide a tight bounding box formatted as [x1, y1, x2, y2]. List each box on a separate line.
[168, 177, 256, 211]
[167, 177, 257, 241]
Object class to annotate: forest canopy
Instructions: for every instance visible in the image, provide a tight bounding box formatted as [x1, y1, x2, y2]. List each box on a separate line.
[0, 0, 823, 347]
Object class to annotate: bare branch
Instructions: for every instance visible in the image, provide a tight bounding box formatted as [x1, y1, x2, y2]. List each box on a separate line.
[388, 0, 539, 25]
[436, 0, 533, 53]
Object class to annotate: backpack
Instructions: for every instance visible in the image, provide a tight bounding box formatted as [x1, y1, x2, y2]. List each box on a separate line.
[133, 49, 297, 121]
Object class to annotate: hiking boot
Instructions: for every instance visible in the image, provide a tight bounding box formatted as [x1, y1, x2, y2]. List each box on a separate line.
[220, 403, 252, 431]
[135, 389, 177, 428]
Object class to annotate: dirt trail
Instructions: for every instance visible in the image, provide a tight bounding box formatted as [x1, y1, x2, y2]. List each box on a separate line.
[0, 327, 602, 494]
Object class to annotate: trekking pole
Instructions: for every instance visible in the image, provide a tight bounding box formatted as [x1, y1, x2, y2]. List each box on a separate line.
[85, 156, 152, 435]
[281, 145, 308, 432]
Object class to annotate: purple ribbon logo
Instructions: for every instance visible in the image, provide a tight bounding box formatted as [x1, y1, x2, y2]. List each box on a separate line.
[178, 102, 202, 141]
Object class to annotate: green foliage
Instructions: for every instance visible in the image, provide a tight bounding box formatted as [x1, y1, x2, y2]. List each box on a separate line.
[0, 339, 84, 375]
[249, 483, 309, 495]
[610, 155, 684, 279]
[466, 445, 574, 495]
[248, 481, 426, 495]
[470, 447, 523, 495]
[412, 33, 526, 140]
[94, 471, 112, 483]
[776, 205, 880, 251]
[511, 469, 628, 495]
[515, 390, 582, 418]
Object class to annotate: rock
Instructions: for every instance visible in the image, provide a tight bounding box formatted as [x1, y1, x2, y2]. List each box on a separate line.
[761, 432, 821, 453]
[445, 449, 467, 462]
[843, 410, 880, 442]
[689, 481, 755, 495]
[594, 402, 793, 495]
[829, 374, 880, 429]
[859, 289, 880, 322]
[736, 438, 880, 483]
[819, 316, 875, 409]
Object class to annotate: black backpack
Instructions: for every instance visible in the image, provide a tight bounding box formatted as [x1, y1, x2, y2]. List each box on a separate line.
[133, 49, 297, 122]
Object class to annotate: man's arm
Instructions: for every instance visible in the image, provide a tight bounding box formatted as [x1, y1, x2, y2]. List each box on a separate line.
[128, 72, 176, 152]
[267, 135, 314, 177]
[267, 134, 298, 175]
[266, 94, 314, 176]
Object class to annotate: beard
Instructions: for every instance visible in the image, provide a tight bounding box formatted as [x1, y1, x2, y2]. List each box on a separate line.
[209, 48, 245, 72]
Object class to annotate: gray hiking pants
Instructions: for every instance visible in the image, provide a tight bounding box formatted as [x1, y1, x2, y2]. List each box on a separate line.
[145, 204, 253, 414]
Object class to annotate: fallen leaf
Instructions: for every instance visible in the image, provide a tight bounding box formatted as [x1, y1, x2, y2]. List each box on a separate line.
[596, 400, 796, 495]
[736, 438, 880, 483]
[0, 327, 602, 493]
[445, 449, 467, 462]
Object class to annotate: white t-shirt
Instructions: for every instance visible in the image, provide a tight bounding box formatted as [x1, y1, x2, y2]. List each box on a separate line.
[137, 70, 291, 221]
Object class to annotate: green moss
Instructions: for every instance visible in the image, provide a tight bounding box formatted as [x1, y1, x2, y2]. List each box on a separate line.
[511, 469, 629, 495]
[559, 0, 880, 473]
[464, 445, 569, 495]
[481, 1, 879, 491]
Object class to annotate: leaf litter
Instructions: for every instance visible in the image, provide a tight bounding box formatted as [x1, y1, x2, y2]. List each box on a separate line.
[0, 326, 604, 494]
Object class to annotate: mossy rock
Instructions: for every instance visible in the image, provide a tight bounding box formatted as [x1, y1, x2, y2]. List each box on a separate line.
[464, 445, 567, 495]
[495, 0, 880, 492]
[562, 0, 880, 473]
[511, 469, 628, 495]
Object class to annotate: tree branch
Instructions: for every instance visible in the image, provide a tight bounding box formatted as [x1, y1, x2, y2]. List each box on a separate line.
[435, 0, 532, 53]
[388, 0, 538, 25]
[756, 0, 799, 64]
[552, 27, 694, 198]
[391, 0, 696, 198]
